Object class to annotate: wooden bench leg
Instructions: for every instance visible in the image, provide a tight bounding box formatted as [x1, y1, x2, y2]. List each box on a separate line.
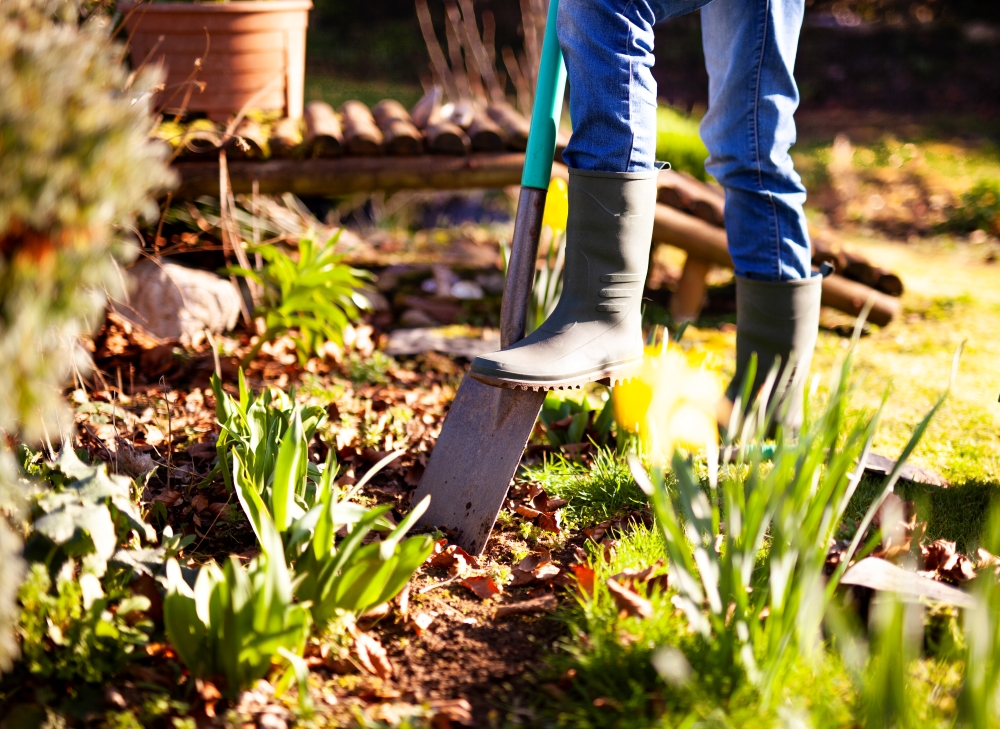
[671, 255, 711, 323]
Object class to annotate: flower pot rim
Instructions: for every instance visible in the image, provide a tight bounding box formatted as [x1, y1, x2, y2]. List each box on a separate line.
[119, 0, 312, 13]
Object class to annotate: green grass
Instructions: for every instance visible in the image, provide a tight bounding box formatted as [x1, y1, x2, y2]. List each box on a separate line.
[528, 524, 860, 729]
[304, 74, 423, 111]
[520, 449, 649, 528]
[655, 105, 710, 181]
[658, 234, 1000, 554]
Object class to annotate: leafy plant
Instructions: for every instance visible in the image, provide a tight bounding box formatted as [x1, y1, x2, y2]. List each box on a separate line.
[0, 0, 172, 670]
[232, 410, 434, 629]
[947, 179, 1000, 235]
[630, 331, 952, 704]
[162, 517, 311, 697]
[17, 561, 152, 682]
[210, 370, 326, 494]
[539, 391, 614, 448]
[227, 235, 372, 367]
[956, 505, 1000, 729]
[344, 350, 395, 385]
[20, 447, 156, 578]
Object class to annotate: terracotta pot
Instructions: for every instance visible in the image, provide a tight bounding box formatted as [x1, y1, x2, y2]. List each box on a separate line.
[122, 0, 312, 122]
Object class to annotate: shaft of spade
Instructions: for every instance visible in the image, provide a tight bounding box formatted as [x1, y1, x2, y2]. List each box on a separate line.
[501, 186, 547, 348]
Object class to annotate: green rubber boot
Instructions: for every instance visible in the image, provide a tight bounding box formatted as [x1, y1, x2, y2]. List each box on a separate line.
[726, 275, 823, 433]
[470, 169, 658, 391]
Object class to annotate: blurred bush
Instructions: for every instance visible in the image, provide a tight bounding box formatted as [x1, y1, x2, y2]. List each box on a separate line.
[0, 0, 173, 672]
[947, 179, 1000, 235]
[656, 106, 710, 182]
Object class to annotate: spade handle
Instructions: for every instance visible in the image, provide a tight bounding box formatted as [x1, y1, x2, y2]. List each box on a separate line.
[500, 0, 567, 348]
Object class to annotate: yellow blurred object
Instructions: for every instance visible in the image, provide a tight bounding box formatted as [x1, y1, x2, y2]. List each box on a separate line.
[613, 342, 724, 463]
[541, 177, 569, 233]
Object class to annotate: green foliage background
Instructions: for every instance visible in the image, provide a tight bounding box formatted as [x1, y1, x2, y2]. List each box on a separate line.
[0, 0, 173, 674]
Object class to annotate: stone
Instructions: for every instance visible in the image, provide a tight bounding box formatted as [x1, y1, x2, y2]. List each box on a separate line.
[111, 259, 242, 347]
[385, 326, 499, 359]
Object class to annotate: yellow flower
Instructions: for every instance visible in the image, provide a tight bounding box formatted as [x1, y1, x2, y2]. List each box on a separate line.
[613, 343, 723, 464]
[541, 177, 569, 233]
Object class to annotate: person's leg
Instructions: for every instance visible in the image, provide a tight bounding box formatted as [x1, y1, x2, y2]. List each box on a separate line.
[559, 0, 710, 173]
[472, 0, 712, 389]
[700, 0, 820, 430]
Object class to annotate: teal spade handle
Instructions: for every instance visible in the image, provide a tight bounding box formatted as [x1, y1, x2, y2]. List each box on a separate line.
[520, 0, 567, 190]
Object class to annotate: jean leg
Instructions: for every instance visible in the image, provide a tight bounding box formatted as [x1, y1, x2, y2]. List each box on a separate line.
[558, 0, 709, 173]
[700, 0, 812, 281]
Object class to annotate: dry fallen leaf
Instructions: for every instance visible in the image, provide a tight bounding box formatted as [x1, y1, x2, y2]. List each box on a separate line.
[922, 539, 977, 583]
[510, 548, 562, 586]
[354, 631, 393, 679]
[537, 512, 560, 533]
[397, 583, 410, 619]
[493, 594, 559, 619]
[428, 544, 481, 575]
[429, 698, 474, 727]
[515, 505, 542, 520]
[408, 611, 435, 636]
[154, 490, 182, 507]
[611, 561, 668, 594]
[461, 575, 500, 600]
[571, 563, 596, 599]
[195, 679, 222, 718]
[606, 577, 653, 619]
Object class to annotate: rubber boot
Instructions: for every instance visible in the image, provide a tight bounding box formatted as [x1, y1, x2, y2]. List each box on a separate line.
[726, 275, 823, 433]
[470, 169, 658, 391]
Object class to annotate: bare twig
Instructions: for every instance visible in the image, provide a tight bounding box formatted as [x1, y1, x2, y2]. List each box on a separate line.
[519, 0, 540, 96]
[443, 3, 473, 100]
[502, 47, 532, 115]
[415, 0, 461, 102]
[153, 190, 172, 250]
[457, 0, 504, 104]
[160, 376, 172, 494]
[191, 493, 233, 555]
[218, 149, 256, 328]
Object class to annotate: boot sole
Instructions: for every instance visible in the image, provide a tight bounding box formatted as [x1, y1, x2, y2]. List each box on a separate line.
[468, 358, 643, 392]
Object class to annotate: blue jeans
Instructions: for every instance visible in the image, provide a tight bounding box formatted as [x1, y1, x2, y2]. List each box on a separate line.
[558, 0, 812, 281]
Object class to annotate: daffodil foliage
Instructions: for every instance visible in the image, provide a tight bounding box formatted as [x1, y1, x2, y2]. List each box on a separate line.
[227, 234, 372, 367]
[629, 331, 950, 705]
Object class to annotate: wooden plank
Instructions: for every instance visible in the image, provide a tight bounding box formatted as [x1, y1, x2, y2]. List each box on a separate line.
[172, 153, 527, 197]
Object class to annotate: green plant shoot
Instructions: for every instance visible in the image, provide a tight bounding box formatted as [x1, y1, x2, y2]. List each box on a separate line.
[226, 234, 372, 367]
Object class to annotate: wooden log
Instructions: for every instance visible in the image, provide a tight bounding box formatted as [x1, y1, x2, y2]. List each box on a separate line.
[467, 110, 505, 152]
[812, 233, 904, 296]
[654, 171, 907, 299]
[486, 102, 530, 151]
[303, 101, 343, 158]
[410, 86, 443, 130]
[651, 203, 900, 326]
[656, 169, 725, 227]
[672, 256, 712, 323]
[269, 117, 304, 159]
[225, 118, 269, 159]
[843, 256, 904, 297]
[339, 100, 383, 156]
[425, 120, 471, 155]
[371, 99, 424, 156]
